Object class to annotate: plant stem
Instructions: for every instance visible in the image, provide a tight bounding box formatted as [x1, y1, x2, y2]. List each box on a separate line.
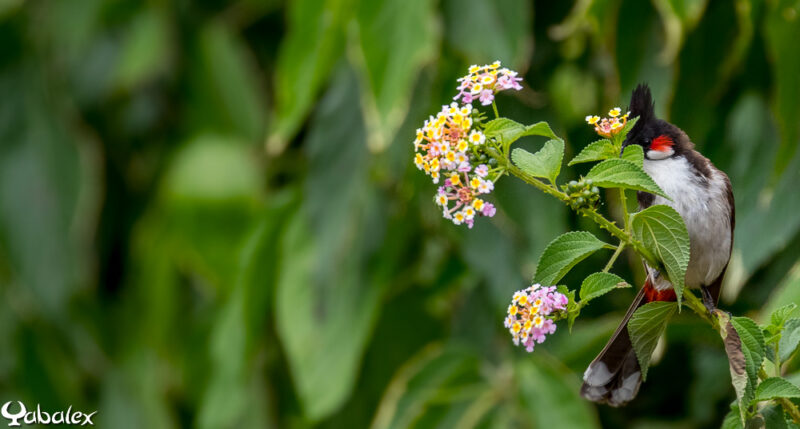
[485, 148, 567, 202]
[603, 243, 625, 273]
[619, 189, 631, 233]
[492, 101, 499, 119]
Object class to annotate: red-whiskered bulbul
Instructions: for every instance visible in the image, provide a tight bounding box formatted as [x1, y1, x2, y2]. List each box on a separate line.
[580, 84, 735, 406]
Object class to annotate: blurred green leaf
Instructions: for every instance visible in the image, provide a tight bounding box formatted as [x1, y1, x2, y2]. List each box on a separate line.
[628, 301, 677, 380]
[579, 272, 630, 303]
[354, 0, 436, 151]
[198, 193, 296, 429]
[651, 0, 709, 62]
[533, 231, 611, 286]
[510, 139, 564, 184]
[113, 7, 171, 91]
[186, 22, 265, 142]
[163, 136, 261, 202]
[568, 139, 616, 166]
[586, 159, 668, 198]
[442, 0, 531, 67]
[370, 344, 487, 429]
[267, 0, 351, 153]
[631, 204, 690, 302]
[515, 355, 600, 429]
[764, 0, 800, 175]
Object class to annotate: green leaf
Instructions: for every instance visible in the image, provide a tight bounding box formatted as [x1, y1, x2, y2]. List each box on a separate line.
[371, 345, 486, 429]
[354, 0, 436, 151]
[619, 115, 640, 140]
[442, 0, 531, 67]
[731, 316, 767, 406]
[515, 356, 600, 428]
[631, 205, 691, 303]
[722, 403, 744, 429]
[533, 232, 611, 286]
[579, 272, 630, 303]
[268, 0, 350, 153]
[780, 319, 800, 362]
[585, 159, 669, 198]
[772, 304, 799, 329]
[753, 377, 800, 403]
[510, 139, 564, 184]
[484, 118, 560, 145]
[765, 0, 800, 175]
[568, 139, 616, 166]
[621, 144, 644, 168]
[628, 301, 678, 380]
[187, 22, 266, 142]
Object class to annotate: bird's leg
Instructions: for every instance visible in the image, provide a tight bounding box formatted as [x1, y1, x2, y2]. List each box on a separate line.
[700, 285, 717, 315]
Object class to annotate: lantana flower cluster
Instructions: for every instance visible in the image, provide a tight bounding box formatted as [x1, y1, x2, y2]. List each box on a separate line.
[504, 284, 568, 352]
[454, 61, 523, 106]
[585, 107, 630, 138]
[414, 103, 497, 228]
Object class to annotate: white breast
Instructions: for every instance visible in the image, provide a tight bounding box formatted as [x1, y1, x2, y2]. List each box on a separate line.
[642, 156, 732, 289]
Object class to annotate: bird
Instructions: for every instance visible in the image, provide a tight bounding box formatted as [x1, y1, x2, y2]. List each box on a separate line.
[580, 84, 735, 407]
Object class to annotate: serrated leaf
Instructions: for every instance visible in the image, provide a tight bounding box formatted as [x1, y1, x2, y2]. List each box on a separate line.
[631, 205, 690, 303]
[780, 319, 800, 362]
[533, 232, 611, 286]
[628, 301, 677, 380]
[568, 139, 616, 166]
[731, 316, 766, 406]
[621, 144, 644, 168]
[753, 377, 800, 403]
[585, 159, 669, 198]
[510, 139, 564, 184]
[579, 272, 630, 303]
[772, 304, 798, 328]
[722, 403, 744, 429]
[484, 119, 560, 145]
[619, 115, 639, 140]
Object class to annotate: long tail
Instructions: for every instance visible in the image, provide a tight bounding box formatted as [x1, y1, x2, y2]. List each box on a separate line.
[580, 279, 676, 407]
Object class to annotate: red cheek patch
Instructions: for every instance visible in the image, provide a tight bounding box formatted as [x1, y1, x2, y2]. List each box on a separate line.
[651, 135, 674, 152]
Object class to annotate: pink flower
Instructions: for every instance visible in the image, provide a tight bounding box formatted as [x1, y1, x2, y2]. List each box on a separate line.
[479, 89, 494, 106]
[482, 203, 496, 217]
[475, 164, 489, 177]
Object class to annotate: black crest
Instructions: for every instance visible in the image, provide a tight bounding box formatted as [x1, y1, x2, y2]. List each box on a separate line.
[629, 84, 655, 124]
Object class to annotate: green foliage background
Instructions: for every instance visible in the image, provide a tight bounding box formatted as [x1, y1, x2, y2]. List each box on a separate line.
[0, 0, 799, 427]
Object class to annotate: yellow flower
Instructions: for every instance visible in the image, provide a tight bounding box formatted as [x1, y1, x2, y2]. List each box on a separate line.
[490, 60, 501, 69]
[517, 294, 528, 306]
[437, 194, 448, 206]
[523, 320, 532, 331]
[468, 65, 480, 74]
[472, 199, 484, 211]
[470, 177, 481, 189]
[512, 322, 522, 333]
[508, 305, 518, 316]
[445, 151, 456, 162]
[449, 174, 460, 186]
[470, 83, 483, 95]
[533, 315, 544, 328]
[431, 171, 439, 181]
[457, 140, 469, 152]
[460, 106, 471, 116]
[609, 107, 621, 117]
[585, 115, 600, 125]
[430, 158, 440, 171]
[481, 74, 495, 86]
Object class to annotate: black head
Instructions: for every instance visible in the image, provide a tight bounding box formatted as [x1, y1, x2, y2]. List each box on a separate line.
[622, 84, 692, 161]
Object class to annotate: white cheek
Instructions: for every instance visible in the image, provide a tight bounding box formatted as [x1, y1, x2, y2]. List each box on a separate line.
[646, 148, 674, 160]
